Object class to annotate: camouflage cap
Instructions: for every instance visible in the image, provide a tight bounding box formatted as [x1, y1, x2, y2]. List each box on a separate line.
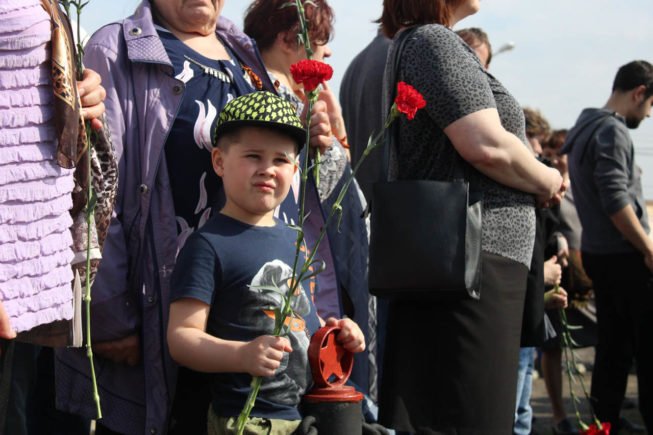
[213, 91, 306, 150]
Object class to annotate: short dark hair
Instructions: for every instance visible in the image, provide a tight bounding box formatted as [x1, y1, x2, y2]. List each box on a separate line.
[523, 108, 551, 139]
[456, 27, 492, 66]
[379, 0, 464, 38]
[244, 0, 334, 52]
[612, 60, 653, 98]
[543, 129, 568, 151]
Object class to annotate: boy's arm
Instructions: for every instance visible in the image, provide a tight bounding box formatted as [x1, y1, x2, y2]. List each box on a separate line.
[323, 317, 366, 354]
[167, 298, 292, 376]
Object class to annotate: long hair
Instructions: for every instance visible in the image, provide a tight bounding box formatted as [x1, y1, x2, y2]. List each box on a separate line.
[379, 0, 463, 38]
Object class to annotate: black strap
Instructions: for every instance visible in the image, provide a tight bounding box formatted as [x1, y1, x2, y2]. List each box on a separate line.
[381, 27, 418, 182]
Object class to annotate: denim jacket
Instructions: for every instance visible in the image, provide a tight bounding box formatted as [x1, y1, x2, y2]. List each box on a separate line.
[54, 2, 275, 434]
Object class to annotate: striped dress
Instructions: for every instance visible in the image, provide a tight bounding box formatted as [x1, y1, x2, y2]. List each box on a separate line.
[0, 0, 74, 333]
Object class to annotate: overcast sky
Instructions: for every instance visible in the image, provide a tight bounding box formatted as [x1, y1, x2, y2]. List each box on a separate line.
[83, 0, 653, 196]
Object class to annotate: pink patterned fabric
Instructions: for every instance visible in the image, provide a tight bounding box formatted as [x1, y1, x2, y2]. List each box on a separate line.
[0, 0, 74, 333]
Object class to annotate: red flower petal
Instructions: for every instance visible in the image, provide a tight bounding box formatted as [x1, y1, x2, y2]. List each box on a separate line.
[394, 81, 426, 120]
[581, 422, 611, 435]
[290, 59, 334, 92]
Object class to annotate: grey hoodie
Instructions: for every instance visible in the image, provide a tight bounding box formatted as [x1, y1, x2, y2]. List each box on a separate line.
[562, 108, 649, 254]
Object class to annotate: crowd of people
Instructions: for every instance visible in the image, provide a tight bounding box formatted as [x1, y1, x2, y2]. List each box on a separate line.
[1, 0, 652, 434]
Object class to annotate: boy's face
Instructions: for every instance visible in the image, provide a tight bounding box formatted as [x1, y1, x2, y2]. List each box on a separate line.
[212, 127, 298, 226]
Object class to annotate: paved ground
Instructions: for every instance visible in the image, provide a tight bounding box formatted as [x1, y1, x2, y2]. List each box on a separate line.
[531, 347, 647, 434]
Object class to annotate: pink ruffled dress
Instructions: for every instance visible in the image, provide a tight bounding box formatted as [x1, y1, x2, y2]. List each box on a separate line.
[0, 0, 74, 333]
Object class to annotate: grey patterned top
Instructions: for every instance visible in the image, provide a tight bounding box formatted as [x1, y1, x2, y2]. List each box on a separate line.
[386, 24, 536, 266]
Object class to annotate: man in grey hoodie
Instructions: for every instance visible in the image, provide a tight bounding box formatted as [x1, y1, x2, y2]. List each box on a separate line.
[562, 60, 653, 433]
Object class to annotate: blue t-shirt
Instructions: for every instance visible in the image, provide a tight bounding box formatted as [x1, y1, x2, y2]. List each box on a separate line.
[170, 213, 321, 420]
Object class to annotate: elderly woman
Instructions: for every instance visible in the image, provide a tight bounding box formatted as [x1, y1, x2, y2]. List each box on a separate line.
[243, 0, 372, 396]
[377, 1, 564, 434]
[53, 1, 332, 434]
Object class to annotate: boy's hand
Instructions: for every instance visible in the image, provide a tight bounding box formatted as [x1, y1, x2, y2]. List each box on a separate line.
[301, 100, 332, 155]
[325, 318, 366, 353]
[240, 336, 292, 377]
[544, 287, 568, 310]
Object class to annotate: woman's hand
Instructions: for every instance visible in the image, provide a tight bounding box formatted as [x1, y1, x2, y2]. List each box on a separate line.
[543, 255, 562, 287]
[537, 168, 566, 208]
[544, 287, 568, 310]
[0, 301, 16, 342]
[555, 234, 569, 268]
[240, 335, 292, 377]
[318, 82, 351, 160]
[301, 100, 332, 154]
[77, 68, 106, 131]
[317, 82, 346, 139]
[325, 317, 366, 353]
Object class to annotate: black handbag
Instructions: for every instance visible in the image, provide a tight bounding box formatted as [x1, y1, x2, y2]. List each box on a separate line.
[368, 27, 482, 299]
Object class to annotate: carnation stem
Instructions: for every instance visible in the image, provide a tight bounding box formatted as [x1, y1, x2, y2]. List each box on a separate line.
[556, 284, 592, 431]
[84, 140, 102, 420]
[62, 0, 102, 419]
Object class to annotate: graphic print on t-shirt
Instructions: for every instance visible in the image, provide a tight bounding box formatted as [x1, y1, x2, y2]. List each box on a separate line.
[248, 259, 312, 406]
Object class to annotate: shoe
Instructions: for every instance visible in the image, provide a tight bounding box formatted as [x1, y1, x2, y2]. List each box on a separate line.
[618, 417, 645, 433]
[552, 418, 577, 435]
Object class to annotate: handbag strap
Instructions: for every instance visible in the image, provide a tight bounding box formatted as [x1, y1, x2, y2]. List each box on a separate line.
[380, 27, 470, 184]
[380, 27, 416, 182]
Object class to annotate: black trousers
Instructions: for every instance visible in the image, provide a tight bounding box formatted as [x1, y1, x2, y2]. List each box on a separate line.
[583, 252, 653, 432]
[379, 252, 528, 435]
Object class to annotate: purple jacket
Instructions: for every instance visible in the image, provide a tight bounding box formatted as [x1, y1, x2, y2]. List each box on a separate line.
[54, 2, 274, 434]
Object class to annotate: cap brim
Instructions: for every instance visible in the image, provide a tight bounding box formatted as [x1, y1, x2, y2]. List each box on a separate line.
[215, 120, 306, 151]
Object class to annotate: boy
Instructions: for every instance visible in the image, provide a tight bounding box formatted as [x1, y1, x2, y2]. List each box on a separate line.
[167, 92, 365, 435]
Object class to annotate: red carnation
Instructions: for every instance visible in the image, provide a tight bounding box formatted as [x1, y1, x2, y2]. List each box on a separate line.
[581, 422, 611, 435]
[290, 59, 334, 93]
[394, 81, 426, 120]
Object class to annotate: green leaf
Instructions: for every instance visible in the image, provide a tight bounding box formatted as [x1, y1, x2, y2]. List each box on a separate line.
[287, 224, 303, 235]
[273, 308, 284, 331]
[568, 336, 582, 347]
[299, 260, 326, 282]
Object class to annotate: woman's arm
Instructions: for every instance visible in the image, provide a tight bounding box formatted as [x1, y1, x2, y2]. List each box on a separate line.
[445, 108, 563, 203]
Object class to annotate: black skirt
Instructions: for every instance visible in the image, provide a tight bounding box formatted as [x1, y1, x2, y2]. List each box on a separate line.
[378, 252, 528, 435]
